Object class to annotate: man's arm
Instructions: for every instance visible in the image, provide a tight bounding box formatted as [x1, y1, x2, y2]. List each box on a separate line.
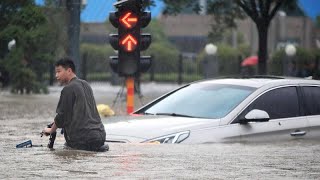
[54, 86, 74, 128]
[42, 122, 57, 135]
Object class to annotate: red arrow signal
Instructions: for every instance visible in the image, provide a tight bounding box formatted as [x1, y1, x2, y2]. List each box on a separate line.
[121, 34, 137, 52]
[120, 12, 138, 28]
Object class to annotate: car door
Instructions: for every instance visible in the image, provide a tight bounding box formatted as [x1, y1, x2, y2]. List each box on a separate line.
[231, 86, 309, 142]
[300, 86, 320, 139]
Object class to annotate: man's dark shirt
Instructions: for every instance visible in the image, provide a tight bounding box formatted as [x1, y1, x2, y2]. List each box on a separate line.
[54, 77, 106, 147]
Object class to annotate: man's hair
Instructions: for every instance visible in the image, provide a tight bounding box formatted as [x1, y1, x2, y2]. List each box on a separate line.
[55, 57, 76, 72]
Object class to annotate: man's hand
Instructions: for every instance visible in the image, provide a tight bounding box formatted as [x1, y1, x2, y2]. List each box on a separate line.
[41, 122, 58, 137]
[42, 127, 52, 136]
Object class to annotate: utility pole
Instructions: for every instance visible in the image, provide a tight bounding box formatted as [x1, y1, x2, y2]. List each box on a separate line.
[66, 0, 81, 77]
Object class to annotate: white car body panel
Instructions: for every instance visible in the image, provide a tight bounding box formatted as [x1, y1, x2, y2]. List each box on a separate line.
[104, 78, 320, 144]
[306, 115, 320, 139]
[237, 116, 309, 142]
[105, 116, 220, 143]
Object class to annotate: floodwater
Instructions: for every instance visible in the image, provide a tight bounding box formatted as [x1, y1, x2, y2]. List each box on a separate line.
[1, 83, 320, 179]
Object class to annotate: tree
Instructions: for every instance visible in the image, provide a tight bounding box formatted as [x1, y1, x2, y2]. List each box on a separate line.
[316, 15, 320, 28]
[234, 0, 284, 74]
[0, 0, 34, 58]
[157, 0, 301, 75]
[0, 1, 54, 93]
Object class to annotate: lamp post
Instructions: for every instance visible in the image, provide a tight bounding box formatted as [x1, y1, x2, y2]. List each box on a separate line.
[8, 39, 16, 51]
[284, 44, 296, 76]
[0, 39, 15, 87]
[204, 43, 218, 78]
[278, 11, 286, 43]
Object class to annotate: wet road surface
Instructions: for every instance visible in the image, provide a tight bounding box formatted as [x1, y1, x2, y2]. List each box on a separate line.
[1, 83, 320, 179]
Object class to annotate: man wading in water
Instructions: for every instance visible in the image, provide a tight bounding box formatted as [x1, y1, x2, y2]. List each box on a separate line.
[42, 58, 108, 152]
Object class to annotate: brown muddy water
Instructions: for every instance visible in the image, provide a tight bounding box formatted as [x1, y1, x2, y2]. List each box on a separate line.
[1, 83, 320, 179]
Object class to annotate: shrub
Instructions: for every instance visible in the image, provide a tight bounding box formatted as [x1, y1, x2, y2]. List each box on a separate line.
[144, 42, 180, 73]
[80, 43, 114, 74]
[86, 72, 111, 81]
[269, 47, 315, 77]
[197, 43, 243, 76]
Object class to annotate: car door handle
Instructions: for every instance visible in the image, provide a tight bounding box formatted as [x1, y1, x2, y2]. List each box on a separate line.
[290, 130, 306, 137]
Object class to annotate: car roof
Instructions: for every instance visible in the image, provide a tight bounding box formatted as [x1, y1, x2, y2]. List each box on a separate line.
[194, 76, 320, 88]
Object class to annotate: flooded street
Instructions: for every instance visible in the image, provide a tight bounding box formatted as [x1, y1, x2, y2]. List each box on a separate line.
[1, 83, 320, 179]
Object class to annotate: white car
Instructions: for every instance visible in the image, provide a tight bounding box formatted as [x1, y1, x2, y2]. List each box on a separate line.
[104, 77, 320, 144]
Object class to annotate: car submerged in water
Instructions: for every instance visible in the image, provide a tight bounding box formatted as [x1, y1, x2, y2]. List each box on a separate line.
[103, 76, 320, 144]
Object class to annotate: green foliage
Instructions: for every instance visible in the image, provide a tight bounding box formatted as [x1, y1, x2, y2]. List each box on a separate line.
[207, 0, 246, 28]
[141, 72, 202, 83]
[238, 43, 251, 58]
[144, 41, 180, 73]
[268, 50, 284, 75]
[143, 20, 180, 73]
[0, 1, 54, 93]
[143, 20, 168, 42]
[4, 47, 48, 94]
[86, 72, 111, 81]
[316, 16, 320, 28]
[160, 0, 201, 15]
[80, 43, 114, 73]
[312, 49, 320, 58]
[224, 31, 245, 45]
[197, 43, 246, 76]
[83, 72, 202, 83]
[42, 6, 68, 60]
[280, 0, 306, 16]
[216, 44, 241, 75]
[269, 47, 316, 76]
[10, 67, 36, 94]
[11, 5, 46, 30]
[0, 1, 34, 28]
[295, 48, 315, 65]
[3, 48, 25, 76]
[181, 73, 203, 82]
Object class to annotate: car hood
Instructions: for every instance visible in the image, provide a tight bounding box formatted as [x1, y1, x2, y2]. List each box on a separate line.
[103, 115, 219, 143]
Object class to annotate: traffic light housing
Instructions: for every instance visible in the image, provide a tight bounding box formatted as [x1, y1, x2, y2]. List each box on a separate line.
[109, 0, 152, 76]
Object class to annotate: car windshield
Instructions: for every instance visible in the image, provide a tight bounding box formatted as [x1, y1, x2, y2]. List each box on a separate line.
[144, 83, 256, 119]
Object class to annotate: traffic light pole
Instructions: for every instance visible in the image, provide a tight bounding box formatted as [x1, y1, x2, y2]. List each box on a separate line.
[126, 77, 134, 114]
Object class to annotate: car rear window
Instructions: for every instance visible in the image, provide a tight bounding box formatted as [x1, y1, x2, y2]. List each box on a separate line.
[302, 86, 320, 116]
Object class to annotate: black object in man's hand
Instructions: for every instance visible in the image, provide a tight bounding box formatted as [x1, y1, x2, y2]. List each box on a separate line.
[41, 123, 57, 149]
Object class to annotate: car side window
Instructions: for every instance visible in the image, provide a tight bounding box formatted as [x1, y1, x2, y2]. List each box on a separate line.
[302, 86, 320, 115]
[233, 87, 300, 123]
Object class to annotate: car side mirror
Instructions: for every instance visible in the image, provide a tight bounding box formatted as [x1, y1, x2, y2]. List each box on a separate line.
[239, 109, 270, 124]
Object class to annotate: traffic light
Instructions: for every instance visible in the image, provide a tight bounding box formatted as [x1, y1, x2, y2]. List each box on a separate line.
[109, 0, 152, 76]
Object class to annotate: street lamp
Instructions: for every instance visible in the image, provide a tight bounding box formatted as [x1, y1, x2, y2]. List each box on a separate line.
[205, 43, 217, 55]
[0, 39, 15, 87]
[284, 44, 297, 76]
[8, 39, 16, 51]
[278, 11, 286, 43]
[285, 44, 296, 57]
[204, 43, 218, 78]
